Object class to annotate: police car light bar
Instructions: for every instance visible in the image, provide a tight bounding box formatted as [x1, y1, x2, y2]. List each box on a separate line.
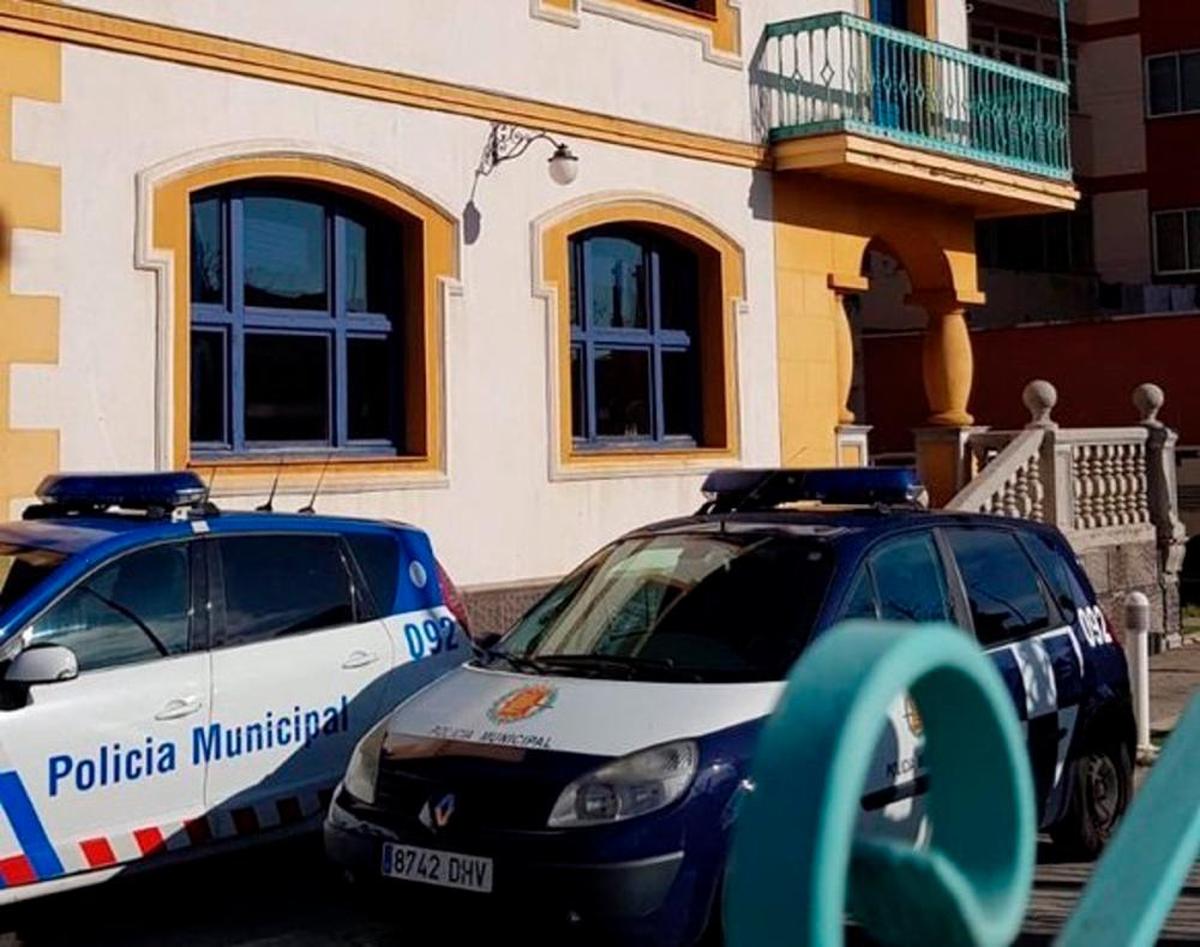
[701, 468, 926, 512]
[31, 472, 211, 516]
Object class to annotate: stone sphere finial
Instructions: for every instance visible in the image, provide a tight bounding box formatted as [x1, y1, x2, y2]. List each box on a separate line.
[1023, 380, 1058, 429]
[1134, 382, 1165, 427]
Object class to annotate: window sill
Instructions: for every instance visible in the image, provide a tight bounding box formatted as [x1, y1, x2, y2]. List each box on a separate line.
[556, 442, 738, 481]
[186, 452, 447, 496]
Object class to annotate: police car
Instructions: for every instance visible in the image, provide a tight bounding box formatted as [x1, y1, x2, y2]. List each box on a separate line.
[0, 472, 468, 903]
[324, 467, 1136, 945]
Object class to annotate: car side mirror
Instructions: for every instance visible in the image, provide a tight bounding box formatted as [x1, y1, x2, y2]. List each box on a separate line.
[6, 645, 79, 685]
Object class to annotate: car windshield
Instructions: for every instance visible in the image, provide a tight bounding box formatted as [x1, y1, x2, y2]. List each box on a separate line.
[0, 543, 69, 617]
[491, 532, 834, 682]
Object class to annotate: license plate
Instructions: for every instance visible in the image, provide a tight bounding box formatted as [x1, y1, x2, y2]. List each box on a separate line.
[380, 842, 493, 893]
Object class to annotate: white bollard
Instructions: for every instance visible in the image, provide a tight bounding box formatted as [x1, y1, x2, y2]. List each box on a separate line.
[1123, 591, 1154, 761]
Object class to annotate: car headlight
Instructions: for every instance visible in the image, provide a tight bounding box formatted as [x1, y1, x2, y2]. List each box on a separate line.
[548, 740, 699, 828]
[343, 719, 390, 805]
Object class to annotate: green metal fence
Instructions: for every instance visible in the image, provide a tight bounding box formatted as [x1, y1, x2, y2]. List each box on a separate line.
[760, 13, 1072, 181]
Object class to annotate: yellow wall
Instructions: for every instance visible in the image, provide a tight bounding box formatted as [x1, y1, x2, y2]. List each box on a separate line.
[0, 32, 59, 515]
[772, 176, 981, 466]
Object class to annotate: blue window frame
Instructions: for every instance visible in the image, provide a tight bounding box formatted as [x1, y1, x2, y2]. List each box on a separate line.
[569, 226, 702, 447]
[188, 183, 404, 457]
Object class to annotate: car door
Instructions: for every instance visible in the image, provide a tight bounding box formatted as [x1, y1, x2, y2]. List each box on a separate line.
[0, 539, 209, 883]
[837, 531, 954, 843]
[203, 532, 394, 830]
[943, 527, 1082, 824]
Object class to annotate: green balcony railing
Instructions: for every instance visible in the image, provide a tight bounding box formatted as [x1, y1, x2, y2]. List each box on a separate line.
[759, 13, 1072, 180]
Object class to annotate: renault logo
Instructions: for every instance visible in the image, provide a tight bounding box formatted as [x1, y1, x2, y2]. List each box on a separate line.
[419, 793, 456, 831]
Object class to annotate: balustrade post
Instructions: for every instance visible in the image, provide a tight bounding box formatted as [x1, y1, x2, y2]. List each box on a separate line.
[1135, 383, 1186, 649]
[1023, 380, 1069, 530]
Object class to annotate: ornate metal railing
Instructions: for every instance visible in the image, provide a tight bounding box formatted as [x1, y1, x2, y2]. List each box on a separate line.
[758, 13, 1072, 180]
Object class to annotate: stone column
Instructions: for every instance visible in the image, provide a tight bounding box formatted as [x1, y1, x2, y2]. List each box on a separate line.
[828, 273, 869, 427]
[1135, 383, 1186, 649]
[921, 302, 974, 427]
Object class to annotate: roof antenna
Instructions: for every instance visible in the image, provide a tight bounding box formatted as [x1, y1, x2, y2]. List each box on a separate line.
[256, 460, 284, 513]
[298, 454, 332, 515]
[201, 466, 220, 511]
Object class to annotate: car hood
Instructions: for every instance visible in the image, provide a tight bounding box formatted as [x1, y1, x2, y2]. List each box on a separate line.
[383, 663, 784, 758]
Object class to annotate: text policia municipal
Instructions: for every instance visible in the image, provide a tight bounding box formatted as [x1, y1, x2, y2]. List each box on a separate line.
[48, 697, 350, 797]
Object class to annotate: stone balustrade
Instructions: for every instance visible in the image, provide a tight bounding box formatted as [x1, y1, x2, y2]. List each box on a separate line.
[948, 380, 1186, 647]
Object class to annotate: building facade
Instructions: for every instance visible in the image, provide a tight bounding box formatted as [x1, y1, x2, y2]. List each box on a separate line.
[0, 0, 1074, 614]
[968, 0, 1200, 325]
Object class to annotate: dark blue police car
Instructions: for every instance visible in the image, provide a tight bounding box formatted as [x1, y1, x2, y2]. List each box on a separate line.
[325, 468, 1135, 945]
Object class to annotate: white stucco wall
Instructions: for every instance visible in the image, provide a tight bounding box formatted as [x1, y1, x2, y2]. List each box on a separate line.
[8, 44, 782, 587]
[1076, 34, 1145, 177]
[1093, 189, 1152, 283]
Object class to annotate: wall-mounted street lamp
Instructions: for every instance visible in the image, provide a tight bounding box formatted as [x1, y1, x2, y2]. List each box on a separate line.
[463, 123, 580, 244]
[476, 122, 580, 186]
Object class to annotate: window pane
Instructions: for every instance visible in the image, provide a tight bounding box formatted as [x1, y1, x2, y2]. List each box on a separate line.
[191, 329, 226, 444]
[345, 213, 395, 313]
[190, 196, 223, 304]
[347, 336, 392, 441]
[585, 236, 647, 330]
[30, 544, 190, 672]
[1148, 56, 1180, 115]
[662, 349, 699, 439]
[870, 533, 951, 624]
[948, 529, 1053, 647]
[344, 533, 400, 616]
[243, 196, 327, 310]
[840, 569, 878, 620]
[660, 244, 699, 332]
[217, 535, 354, 645]
[1156, 212, 1187, 273]
[1182, 52, 1200, 111]
[1021, 531, 1084, 623]
[244, 333, 329, 442]
[570, 344, 586, 438]
[594, 348, 650, 437]
[1189, 211, 1200, 271]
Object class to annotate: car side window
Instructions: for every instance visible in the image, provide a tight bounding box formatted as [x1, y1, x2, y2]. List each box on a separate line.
[344, 532, 399, 617]
[839, 568, 878, 620]
[1020, 530, 1085, 623]
[868, 533, 952, 624]
[947, 528, 1054, 647]
[28, 542, 191, 672]
[216, 534, 356, 646]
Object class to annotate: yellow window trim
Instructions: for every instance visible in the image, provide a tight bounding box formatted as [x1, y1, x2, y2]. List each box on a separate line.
[535, 196, 744, 478]
[151, 155, 458, 493]
[0, 1, 763, 169]
[536, 0, 741, 61]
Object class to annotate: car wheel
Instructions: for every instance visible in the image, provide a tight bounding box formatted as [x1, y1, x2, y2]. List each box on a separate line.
[1050, 739, 1132, 860]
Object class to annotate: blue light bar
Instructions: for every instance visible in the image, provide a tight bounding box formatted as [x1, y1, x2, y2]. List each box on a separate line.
[34, 472, 209, 513]
[701, 468, 925, 511]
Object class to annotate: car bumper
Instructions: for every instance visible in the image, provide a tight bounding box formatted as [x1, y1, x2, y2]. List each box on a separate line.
[324, 789, 700, 945]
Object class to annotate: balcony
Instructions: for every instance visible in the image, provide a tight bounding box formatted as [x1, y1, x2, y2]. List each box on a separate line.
[757, 13, 1078, 214]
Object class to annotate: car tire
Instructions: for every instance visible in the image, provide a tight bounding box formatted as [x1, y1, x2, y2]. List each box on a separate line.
[1050, 738, 1132, 860]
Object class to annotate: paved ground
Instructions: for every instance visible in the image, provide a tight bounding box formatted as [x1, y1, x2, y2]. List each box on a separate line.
[0, 645, 1193, 945]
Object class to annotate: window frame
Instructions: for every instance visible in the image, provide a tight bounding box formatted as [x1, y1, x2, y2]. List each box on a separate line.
[1145, 50, 1200, 119]
[569, 226, 703, 449]
[19, 539, 202, 675]
[940, 525, 1065, 650]
[205, 532, 372, 650]
[970, 20, 1079, 112]
[1151, 208, 1200, 276]
[189, 183, 404, 460]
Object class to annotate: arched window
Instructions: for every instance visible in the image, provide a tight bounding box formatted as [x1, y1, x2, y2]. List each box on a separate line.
[188, 183, 405, 456]
[569, 225, 703, 445]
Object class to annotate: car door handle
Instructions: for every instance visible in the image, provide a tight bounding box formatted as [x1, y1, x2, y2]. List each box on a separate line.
[155, 696, 203, 721]
[342, 650, 380, 670]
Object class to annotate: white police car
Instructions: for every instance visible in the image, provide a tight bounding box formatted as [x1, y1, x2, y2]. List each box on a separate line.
[0, 472, 468, 902]
[325, 468, 1136, 946]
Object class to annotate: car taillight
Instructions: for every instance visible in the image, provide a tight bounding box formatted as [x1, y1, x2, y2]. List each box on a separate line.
[436, 560, 472, 637]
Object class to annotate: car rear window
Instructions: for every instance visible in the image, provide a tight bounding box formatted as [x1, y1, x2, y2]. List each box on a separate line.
[344, 532, 400, 616]
[496, 532, 834, 682]
[0, 544, 68, 616]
